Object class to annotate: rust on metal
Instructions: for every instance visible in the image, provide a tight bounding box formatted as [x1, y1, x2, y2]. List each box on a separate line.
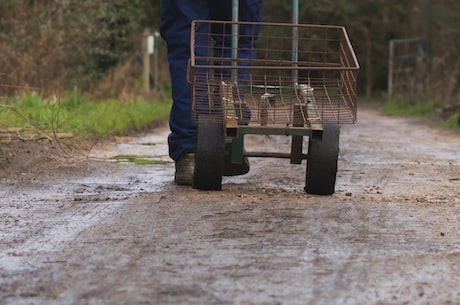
[190, 20, 359, 130]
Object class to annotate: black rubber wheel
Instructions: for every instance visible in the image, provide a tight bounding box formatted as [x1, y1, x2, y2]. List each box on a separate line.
[305, 123, 340, 195]
[192, 118, 225, 191]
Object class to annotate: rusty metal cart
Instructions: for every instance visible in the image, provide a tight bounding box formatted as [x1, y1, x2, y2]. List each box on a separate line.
[189, 2, 359, 195]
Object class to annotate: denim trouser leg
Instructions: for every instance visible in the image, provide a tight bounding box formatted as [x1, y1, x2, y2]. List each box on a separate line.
[160, 0, 262, 161]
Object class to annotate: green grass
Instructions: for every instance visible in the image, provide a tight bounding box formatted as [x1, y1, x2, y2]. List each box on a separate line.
[0, 92, 171, 138]
[439, 113, 460, 129]
[380, 97, 460, 129]
[380, 97, 437, 117]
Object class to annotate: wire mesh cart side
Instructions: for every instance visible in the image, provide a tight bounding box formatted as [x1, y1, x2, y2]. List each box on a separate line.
[189, 20, 359, 194]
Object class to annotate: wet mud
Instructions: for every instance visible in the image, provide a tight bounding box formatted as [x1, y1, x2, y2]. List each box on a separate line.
[0, 104, 459, 305]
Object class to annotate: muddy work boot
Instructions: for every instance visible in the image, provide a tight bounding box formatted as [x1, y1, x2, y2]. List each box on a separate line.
[223, 143, 250, 176]
[174, 153, 195, 185]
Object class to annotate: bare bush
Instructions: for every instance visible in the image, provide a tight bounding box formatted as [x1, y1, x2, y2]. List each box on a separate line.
[0, 0, 147, 97]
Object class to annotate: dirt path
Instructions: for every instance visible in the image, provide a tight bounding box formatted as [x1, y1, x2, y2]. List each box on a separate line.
[0, 104, 459, 305]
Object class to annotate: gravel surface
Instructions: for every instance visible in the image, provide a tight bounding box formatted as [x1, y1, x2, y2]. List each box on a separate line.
[0, 104, 459, 305]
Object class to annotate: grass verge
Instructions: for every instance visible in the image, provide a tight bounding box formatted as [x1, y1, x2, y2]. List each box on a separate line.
[439, 113, 460, 129]
[0, 92, 171, 139]
[380, 98, 437, 117]
[380, 97, 459, 129]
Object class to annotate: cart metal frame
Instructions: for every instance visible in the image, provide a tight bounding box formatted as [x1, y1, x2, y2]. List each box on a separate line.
[189, 2, 359, 194]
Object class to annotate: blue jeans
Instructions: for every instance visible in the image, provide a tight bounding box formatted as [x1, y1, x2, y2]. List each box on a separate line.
[160, 0, 263, 161]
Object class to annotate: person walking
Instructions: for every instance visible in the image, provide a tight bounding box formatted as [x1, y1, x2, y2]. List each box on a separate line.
[160, 0, 263, 185]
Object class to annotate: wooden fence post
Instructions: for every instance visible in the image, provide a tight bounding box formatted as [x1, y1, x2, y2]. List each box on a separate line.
[143, 28, 151, 95]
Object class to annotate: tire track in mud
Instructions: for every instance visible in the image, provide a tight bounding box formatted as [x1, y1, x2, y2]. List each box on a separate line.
[299, 196, 460, 304]
[0, 164, 170, 273]
[300, 199, 375, 304]
[338, 106, 460, 202]
[0, 190, 123, 273]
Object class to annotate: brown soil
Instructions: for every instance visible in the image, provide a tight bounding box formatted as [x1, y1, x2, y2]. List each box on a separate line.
[0, 104, 459, 305]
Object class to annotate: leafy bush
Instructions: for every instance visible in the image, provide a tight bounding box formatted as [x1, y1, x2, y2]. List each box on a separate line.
[0, 0, 153, 95]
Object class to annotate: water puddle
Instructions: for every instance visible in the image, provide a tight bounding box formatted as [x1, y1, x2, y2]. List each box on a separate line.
[89, 128, 171, 164]
[109, 154, 170, 165]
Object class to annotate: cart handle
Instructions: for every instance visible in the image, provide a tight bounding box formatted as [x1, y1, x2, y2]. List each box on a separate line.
[231, 0, 300, 82]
